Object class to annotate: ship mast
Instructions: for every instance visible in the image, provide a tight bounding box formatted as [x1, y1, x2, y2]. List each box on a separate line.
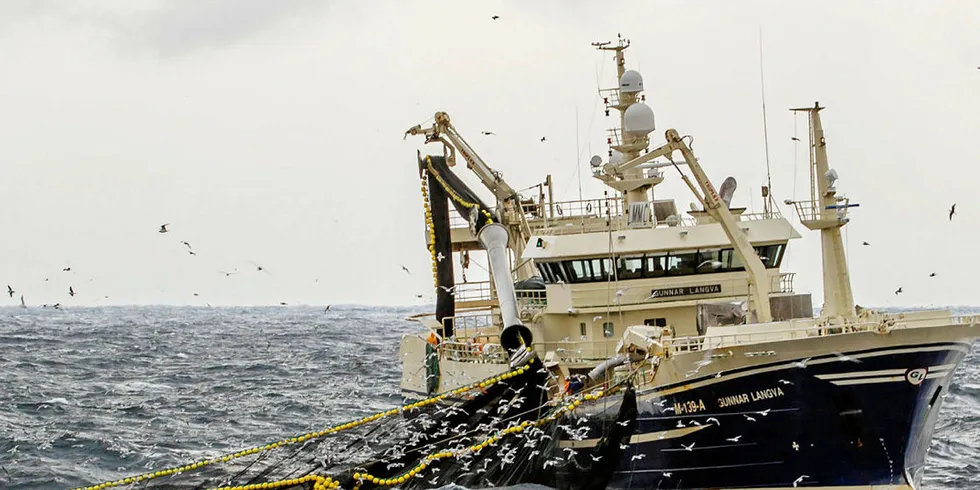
[790, 103, 856, 320]
[594, 38, 659, 210]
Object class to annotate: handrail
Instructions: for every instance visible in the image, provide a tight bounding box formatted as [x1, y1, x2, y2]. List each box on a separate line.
[666, 313, 979, 353]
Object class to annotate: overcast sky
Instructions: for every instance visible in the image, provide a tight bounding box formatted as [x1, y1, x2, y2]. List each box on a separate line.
[1, 1, 979, 308]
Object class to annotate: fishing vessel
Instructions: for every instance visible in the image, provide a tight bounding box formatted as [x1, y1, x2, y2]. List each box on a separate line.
[400, 37, 979, 489]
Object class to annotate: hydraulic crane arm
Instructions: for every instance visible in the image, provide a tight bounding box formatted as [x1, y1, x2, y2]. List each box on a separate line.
[405, 112, 518, 203]
[641, 129, 774, 323]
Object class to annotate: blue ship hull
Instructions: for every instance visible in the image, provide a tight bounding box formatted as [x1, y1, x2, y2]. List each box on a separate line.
[563, 339, 972, 489]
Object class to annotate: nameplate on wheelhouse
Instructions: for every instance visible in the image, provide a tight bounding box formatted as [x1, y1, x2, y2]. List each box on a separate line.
[649, 284, 722, 299]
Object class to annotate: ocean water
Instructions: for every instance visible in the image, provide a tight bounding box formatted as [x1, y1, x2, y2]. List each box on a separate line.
[0, 305, 977, 489]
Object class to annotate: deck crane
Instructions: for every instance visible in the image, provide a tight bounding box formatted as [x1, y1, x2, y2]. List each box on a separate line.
[405, 112, 536, 279]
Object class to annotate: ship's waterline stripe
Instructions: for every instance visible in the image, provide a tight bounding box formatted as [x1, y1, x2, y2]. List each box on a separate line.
[816, 363, 953, 381]
[831, 370, 953, 386]
[638, 343, 969, 399]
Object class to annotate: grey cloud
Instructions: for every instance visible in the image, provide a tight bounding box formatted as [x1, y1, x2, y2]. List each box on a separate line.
[1, 0, 327, 57]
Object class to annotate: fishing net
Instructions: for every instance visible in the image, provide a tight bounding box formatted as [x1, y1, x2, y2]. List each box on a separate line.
[73, 354, 637, 490]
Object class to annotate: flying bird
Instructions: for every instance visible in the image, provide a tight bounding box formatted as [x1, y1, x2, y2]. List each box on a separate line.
[895, 287, 903, 295]
[6, 285, 13, 298]
[726, 435, 742, 442]
[482, 131, 496, 135]
[69, 287, 75, 297]
[324, 304, 332, 312]
[491, 15, 499, 20]
[181, 241, 192, 250]
[792, 475, 810, 487]
[862, 241, 870, 246]
[630, 454, 646, 461]
[949, 203, 956, 221]
[929, 272, 936, 277]
[158, 223, 169, 233]
[63, 266, 71, 271]
[540, 136, 547, 142]
[790, 136, 801, 141]
[401, 265, 411, 275]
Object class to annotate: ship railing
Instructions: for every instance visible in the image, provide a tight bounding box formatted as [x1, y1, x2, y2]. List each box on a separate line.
[455, 281, 493, 303]
[600, 88, 622, 111]
[533, 340, 620, 364]
[440, 340, 508, 364]
[666, 313, 977, 353]
[665, 322, 879, 353]
[792, 198, 851, 223]
[448, 212, 473, 230]
[770, 272, 796, 293]
[447, 313, 499, 340]
[738, 211, 783, 221]
[516, 289, 548, 308]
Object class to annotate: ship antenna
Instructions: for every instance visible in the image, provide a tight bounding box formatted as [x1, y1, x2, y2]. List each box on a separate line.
[758, 25, 774, 215]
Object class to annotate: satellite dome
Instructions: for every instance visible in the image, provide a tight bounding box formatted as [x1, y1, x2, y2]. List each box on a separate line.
[624, 103, 655, 136]
[609, 150, 625, 165]
[619, 70, 644, 93]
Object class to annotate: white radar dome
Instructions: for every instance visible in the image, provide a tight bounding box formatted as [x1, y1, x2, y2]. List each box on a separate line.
[609, 150, 625, 166]
[624, 103, 656, 136]
[619, 70, 644, 93]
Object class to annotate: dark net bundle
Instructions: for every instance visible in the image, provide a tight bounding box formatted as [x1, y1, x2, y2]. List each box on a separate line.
[78, 357, 637, 490]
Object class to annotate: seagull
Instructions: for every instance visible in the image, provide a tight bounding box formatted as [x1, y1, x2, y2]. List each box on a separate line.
[324, 304, 331, 312]
[491, 15, 499, 20]
[590, 454, 602, 462]
[790, 136, 801, 141]
[630, 454, 646, 461]
[218, 270, 238, 277]
[792, 475, 810, 487]
[794, 357, 812, 369]
[181, 241, 192, 250]
[6, 285, 13, 298]
[158, 223, 169, 233]
[726, 435, 742, 442]
[616, 420, 630, 427]
[401, 265, 411, 275]
[68, 287, 75, 297]
[593, 315, 603, 322]
[895, 287, 903, 295]
[862, 241, 870, 246]
[929, 272, 937, 278]
[792, 441, 800, 451]
[778, 379, 794, 385]
[63, 266, 71, 272]
[682, 442, 695, 451]
[744, 414, 757, 422]
[540, 136, 547, 142]
[757, 408, 771, 416]
[662, 472, 672, 477]
[949, 203, 956, 221]
[482, 131, 496, 135]
[619, 444, 630, 450]
[706, 417, 720, 426]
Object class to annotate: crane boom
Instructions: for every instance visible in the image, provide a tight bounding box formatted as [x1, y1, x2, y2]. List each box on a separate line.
[405, 112, 518, 203]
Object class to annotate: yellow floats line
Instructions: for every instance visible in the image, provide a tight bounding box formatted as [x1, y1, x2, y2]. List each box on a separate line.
[74, 355, 539, 490]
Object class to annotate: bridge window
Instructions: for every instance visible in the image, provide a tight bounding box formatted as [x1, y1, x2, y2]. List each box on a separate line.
[619, 256, 644, 279]
[645, 255, 667, 278]
[536, 243, 786, 284]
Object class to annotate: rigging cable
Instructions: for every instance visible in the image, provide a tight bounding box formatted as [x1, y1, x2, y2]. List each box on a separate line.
[758, 25, 774, 213]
